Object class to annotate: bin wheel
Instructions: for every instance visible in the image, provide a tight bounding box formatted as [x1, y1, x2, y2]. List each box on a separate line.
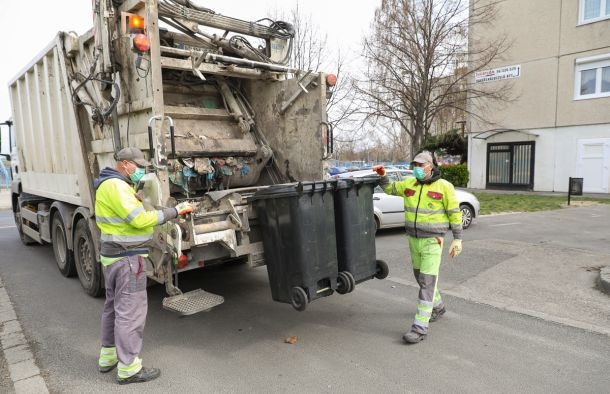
[291, 287, 308, 311]
[337, 271, 356, 294]
[375, 260, 389, 280]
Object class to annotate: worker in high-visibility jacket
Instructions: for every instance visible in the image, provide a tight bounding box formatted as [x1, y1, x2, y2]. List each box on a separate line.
[94, 147, 194, 384]
[373, 151, 462, 344]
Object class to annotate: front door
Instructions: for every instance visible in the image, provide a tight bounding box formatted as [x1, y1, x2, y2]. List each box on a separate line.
[486, 142, 535, 191]
[577, 138, 610, 193]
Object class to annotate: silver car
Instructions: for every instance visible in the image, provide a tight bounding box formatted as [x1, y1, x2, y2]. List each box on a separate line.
[335, 169, 480, 231]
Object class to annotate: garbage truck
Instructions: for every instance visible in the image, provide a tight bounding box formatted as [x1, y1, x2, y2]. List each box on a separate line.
[6, 0, 385, 314]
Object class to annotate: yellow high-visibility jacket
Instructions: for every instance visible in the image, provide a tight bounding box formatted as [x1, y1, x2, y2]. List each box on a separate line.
[94, 167, 176, 260]
[381, 174, 462, 239]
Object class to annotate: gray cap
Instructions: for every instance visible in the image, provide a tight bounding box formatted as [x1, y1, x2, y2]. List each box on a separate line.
[116, 147, 151, 167]
[411, 151, 434, 165]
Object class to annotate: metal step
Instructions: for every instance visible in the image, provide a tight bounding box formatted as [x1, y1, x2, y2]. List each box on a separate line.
[162, 289, 224, 316]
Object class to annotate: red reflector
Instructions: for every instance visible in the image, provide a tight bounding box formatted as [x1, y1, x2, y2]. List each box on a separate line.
[133, 34, 150, 52]
[326, 74, 337, 87]
[177, 254, 189, 269]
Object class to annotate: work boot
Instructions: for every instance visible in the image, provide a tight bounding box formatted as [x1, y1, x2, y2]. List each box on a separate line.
[98, 362, 118, 373]
[402, 331, 426, 344]
[117, 367, 161, 385]
[430, 306, 446, 322]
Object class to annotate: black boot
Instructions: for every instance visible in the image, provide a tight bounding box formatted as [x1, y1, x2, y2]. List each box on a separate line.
[117, 367, 161, 384]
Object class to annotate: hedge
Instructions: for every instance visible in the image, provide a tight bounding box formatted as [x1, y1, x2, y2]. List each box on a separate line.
[439, 164, 469, 187]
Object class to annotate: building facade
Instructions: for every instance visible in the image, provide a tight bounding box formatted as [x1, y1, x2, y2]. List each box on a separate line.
[467, 0, 610, 193]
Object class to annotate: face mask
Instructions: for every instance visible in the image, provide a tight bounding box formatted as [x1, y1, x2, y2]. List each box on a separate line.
[129, 167, 145, 183]
[413, 167, 426, 180]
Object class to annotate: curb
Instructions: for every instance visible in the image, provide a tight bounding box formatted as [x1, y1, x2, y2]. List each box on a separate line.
[599, 266, 610, 295]
[0, 276, 49, 394]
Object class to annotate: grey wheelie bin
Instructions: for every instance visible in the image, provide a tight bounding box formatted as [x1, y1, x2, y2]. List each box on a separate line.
[251, 181, 339, 311]
[333, 177, 389, 294]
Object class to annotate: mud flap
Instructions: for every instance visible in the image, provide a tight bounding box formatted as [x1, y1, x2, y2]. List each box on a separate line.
[162, 289, 224, 316]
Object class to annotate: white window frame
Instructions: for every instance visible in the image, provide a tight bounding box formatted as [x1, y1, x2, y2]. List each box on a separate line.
[578, 0, 610, 24]
[574, 54, 610, 100]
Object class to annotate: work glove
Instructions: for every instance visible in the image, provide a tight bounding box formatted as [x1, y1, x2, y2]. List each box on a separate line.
[449, 239, 462, 258]
[372, 165, 386, 176]
[175, 201, 194, 216]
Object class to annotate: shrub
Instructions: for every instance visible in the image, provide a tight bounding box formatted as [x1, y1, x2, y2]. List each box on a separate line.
[439, 164, 468, 187]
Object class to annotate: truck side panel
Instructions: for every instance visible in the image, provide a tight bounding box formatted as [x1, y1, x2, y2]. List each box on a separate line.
[9, 35, 93, 209]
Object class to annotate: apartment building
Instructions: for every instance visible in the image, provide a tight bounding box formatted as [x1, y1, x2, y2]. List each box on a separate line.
[467, 0, 610, 193]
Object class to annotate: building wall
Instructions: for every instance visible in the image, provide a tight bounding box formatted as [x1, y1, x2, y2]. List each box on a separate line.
[467, 0, 610, 193]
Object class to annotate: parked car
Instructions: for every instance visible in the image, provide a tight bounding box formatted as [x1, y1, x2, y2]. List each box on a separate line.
[335, 169, 480, 231]
[328, 166, 348, 176]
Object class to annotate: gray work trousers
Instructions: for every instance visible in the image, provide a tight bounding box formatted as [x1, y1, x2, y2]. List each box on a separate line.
[101, 255, 148, 365]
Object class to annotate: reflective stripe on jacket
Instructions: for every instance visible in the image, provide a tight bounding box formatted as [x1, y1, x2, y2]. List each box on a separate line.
[95, 177, 164, 257]
[382, 176, 462, 239]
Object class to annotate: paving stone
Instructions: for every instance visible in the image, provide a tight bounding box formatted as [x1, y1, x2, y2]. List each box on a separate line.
[14, 375, 48, 394]
[1, 320, 22, 336]
[0, 288, 9, 303]
[4, 345, 33, 364]
[0, 309, 17, 324]
[1, 332, 26, 349]
[8, 359, 40, 382]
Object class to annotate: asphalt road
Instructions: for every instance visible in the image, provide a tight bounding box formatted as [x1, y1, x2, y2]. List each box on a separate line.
[0, 206, 609, 393]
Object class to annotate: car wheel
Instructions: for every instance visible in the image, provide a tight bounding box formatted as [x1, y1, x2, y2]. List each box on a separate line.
[460, 204, 474, 229]
[374, 215, 380, 233]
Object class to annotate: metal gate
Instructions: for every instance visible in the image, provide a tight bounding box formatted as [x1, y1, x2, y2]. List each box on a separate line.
[486, 142, 535, 190]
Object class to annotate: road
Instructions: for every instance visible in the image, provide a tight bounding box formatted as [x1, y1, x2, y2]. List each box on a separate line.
[0, 205, 609, 393]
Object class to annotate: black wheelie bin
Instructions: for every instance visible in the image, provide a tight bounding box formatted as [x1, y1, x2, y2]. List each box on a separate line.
[250, 181, 339, 311]
[333, 177, 389, 294]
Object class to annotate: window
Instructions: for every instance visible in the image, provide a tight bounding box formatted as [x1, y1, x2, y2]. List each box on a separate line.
[579, 0, 610, 23]
[575, 54, 610, 99]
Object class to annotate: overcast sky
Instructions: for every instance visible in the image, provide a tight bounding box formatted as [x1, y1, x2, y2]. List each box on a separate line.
[0, 0, 378, 132]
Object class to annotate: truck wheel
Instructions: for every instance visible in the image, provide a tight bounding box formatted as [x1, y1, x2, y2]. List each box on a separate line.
[14, 202, 35, 245]
[74, 219, 104, 297]
[290, 286, 308, 311]
[51, 214, 76, 277]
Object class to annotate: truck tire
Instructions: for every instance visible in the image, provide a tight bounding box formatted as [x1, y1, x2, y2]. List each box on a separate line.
[51, 213, 76, 277]
[73, 219, 104, 297]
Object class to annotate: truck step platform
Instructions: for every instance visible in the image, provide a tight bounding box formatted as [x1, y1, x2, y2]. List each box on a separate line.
[162, 289, 224, 316]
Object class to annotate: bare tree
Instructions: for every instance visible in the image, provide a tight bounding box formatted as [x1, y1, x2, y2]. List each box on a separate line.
[352, 0, 512, 158]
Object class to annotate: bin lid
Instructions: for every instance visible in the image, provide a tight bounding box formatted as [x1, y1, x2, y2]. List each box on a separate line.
[335, 176, 379, 190]
[250, 180, 338, 201]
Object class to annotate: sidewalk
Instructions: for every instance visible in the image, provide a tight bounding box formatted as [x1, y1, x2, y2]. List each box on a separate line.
[464, 187, 610, 200]
[0, 189, 50, 392]
[0, 275, 49, 393]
